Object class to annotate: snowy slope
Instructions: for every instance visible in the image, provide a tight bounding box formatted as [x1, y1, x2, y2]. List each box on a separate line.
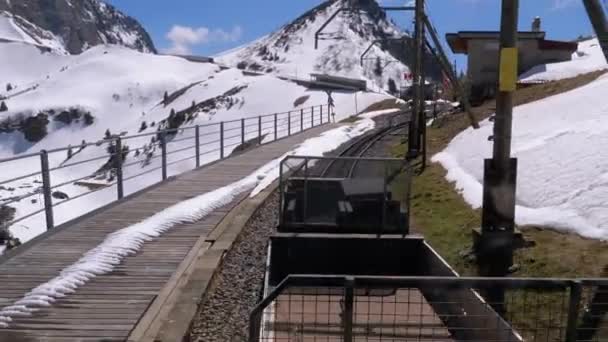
[520, 38, 607, 83]
[0, 41, 392, 244]
[434, 72, 608, 240]
[217, 0, 412, 92]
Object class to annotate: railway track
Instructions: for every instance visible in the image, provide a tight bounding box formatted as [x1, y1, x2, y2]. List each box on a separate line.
[320, 111, 409, 178]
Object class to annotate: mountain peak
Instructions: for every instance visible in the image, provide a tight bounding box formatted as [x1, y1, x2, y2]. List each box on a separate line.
[217, 0, 414, 92]
[0, 0, 156, 54]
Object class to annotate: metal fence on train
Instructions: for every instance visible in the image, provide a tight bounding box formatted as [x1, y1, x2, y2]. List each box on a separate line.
[277, 156, 413, 235]
[249, 275, 608, 342]
[0, 104, 332, 233]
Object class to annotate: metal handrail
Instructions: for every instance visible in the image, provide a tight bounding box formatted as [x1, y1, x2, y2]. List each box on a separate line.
[0, 170, 42, 187]
[49, 153, 117, 172]
[248, 275, 608, 342]
[0, 104, 329, 233]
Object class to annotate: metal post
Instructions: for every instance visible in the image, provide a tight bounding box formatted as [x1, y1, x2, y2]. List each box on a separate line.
[288, 112, 291, 136]
[432, 85, 439, 120]
[423, 16, 479, 128]
[566, 281, 583, 342]
[343, 277, 354, 342]
[115, 137, 124, 199]
[493, 0, 518, 177]
[241, 118, 245, 145]
[476, 0, 519, 315]
[482, 0, 519, 232]
[220, 122, 225, 158]
[327, 104, 331, 123]
[382, 162, 388, 234]
[274, 114, 278, 141]
[195, 125, 201, 167]
[160, 133, 168, 180]
[407, 0, 425, 160]
[300, 109, 304, 131]
[258, 116, 262, 144]
[583, 0, 608, 62]
[311, 107, 314, 127]
[279, 160, 284, 226]
[303, 158, 309, 224]
[319, 105, 323, 124]
[249, 311, 261, 342]
[40, 150, 54, 231]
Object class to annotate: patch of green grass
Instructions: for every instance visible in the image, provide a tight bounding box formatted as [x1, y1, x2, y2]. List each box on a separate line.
[392, 144, 478, 276]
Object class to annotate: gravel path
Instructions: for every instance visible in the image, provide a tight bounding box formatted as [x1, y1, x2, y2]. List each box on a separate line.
[189, 192, 279, 342]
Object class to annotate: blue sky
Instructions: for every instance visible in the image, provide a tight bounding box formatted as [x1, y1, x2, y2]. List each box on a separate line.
[106, 0, 599, 67]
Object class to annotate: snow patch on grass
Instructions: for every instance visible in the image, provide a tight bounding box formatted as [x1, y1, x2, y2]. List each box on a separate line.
[433, 74, 608, 240]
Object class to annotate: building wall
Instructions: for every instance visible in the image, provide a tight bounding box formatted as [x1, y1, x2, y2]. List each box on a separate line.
[465, 38, 573, 102]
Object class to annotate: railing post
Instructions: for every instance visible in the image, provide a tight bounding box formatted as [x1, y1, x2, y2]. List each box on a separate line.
[300, 109, 304, 132]
[258, 116, 262, 145]
[274, 113, 278, 141]
[40, 150, 54, 231]
[220, 122, 225, 159]
[320, 105, 323, 124]
[115, 137, 124, 199]
[160, 132, 167, 181]
[288, 112, 291, 136]
[566, 281, 583, 342]
[343, 277, 354, 342]
[249, 311, 262, 342]
[195, 125, 201, 168]
[279, 160, 284, 225]
[241, 118, 245, 145]
[327, 104, 331, 123]
[311, 106, 314, 128]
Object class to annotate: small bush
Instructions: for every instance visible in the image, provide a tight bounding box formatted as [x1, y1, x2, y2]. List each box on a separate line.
[293, 95, 310, 107]
[388, 78, 397, 94]
[83, 112, 94, 126]
[236, 61, 248, 70]
[22, 114, 49, 142]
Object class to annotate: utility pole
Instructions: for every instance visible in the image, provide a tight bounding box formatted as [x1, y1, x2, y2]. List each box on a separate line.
[407, 0, 425, 159]
[423, 17, 479, 128]
[583, 0, 608, 61]
[576, 5, 608, 340]
[475, 0, 519, 316]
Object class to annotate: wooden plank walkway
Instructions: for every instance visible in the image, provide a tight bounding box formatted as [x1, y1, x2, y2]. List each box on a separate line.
[0, 124, 337, 342]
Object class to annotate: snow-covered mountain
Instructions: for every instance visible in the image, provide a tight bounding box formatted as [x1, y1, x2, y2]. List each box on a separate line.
[0, 0, 155, 54]
[0, 1, 402, 244]
[218, 0, 439, 92]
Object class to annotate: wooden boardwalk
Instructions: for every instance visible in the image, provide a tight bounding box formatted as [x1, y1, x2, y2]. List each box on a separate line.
[0, 124, 337, 342]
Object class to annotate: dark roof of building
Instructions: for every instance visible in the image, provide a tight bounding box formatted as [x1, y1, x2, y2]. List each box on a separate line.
[446, 31, 577, 54]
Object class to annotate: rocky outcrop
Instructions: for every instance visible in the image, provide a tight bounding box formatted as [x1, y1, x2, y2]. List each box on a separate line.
[0, 0, 156, 54]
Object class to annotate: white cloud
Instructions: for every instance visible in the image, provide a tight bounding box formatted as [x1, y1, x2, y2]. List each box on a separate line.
[552, 0, 579, 10]
[163, 25, 243, 55]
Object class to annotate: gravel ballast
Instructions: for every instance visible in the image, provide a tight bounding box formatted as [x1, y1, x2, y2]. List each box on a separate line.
[189, 192, 279, 342]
